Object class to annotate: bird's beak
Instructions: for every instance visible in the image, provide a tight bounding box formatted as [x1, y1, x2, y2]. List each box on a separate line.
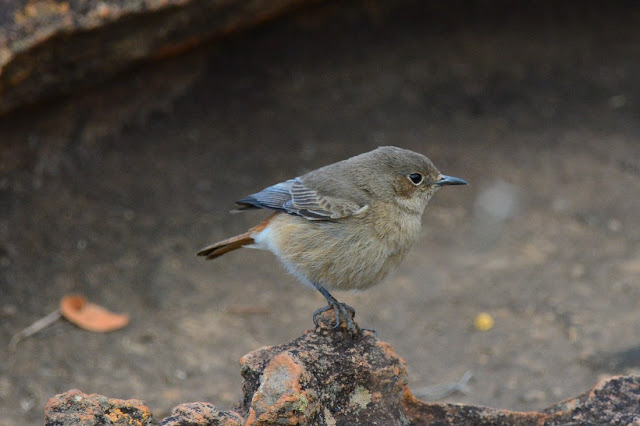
[436, 174, 468, 186]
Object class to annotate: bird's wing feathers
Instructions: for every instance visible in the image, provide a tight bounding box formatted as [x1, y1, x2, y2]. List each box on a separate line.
[285, 179, 363, 219]
[235, 179, 295, 211]
[235, 178, 364, 220]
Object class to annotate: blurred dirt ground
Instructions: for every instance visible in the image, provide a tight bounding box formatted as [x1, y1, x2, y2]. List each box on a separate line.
[1, 1, 640, 424]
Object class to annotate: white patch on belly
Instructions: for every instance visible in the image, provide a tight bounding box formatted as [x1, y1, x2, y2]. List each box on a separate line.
[252, 225, 316, 289]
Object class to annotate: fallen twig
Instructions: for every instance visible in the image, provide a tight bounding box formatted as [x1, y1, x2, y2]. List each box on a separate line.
[413, 370, 473, 400]
[8, 309, 61, 351]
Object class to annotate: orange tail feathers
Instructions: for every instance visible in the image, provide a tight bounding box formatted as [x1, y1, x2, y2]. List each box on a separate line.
[197, 213, 278, 260]
[197, 232, 255, 260]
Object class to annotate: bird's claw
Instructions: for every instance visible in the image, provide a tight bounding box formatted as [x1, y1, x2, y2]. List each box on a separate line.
[313, 301, 358, 334]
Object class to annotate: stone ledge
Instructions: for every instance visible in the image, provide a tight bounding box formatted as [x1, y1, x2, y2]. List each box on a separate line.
[0, 0, 320, 115]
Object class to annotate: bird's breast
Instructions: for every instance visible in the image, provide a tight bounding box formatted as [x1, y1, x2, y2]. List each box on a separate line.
[254, 208, 422, 291]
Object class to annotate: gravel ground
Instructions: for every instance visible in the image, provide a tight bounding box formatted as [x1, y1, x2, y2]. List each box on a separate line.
[1, 1, 639, 424]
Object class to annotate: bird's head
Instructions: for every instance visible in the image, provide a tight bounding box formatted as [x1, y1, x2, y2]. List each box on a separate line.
[367, 146, 468, 214]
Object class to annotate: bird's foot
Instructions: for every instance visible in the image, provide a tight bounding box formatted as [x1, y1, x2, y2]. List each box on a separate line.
[313, 301, 358, 334]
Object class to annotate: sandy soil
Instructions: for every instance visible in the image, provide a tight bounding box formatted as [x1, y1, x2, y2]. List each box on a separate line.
[1, 1, 639, 424]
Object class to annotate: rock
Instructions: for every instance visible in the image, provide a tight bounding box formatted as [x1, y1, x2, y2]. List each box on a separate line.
[0, 0, 321, 115]
[403, 375, 640, 425]
[238, 311, 640, 425]
[543, 375, 640, 425]
[160, 402, 244, 426]
[44, 388, 154, 425]
[402, 390, 547, 425]
[43, 316, 640, 425]
[238, 310, 409, 425]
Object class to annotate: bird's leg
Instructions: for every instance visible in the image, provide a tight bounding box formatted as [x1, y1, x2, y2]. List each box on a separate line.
[312, 284, 357, 333]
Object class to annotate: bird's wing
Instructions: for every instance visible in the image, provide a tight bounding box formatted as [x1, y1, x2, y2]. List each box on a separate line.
[235, 179, 296, 212]
[235, 178, 365, 220]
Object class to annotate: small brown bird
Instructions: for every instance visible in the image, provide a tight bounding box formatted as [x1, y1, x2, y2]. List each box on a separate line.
[198, 146, 467, 333]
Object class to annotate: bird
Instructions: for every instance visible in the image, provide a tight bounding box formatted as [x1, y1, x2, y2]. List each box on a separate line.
[198, 146, 467, 333]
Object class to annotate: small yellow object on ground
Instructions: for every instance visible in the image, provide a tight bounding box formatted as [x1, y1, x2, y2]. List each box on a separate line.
[473, 312, 494, 331]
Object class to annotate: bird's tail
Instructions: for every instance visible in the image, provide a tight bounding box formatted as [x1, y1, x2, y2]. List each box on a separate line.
[197, 232, 255, 259]
[197, 213, 277, 260]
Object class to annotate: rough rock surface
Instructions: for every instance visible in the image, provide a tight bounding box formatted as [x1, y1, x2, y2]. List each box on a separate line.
[44, 315, 640, 425]
[238, 311, 410, 425]
[159, 402, 244, 426]
[543, 374, 640, 425]
[0, 0, 320, 114]
[44, 388, 154, 425]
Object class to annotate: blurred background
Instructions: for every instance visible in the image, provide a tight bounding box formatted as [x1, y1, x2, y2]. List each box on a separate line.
[1, 0, 639, 424]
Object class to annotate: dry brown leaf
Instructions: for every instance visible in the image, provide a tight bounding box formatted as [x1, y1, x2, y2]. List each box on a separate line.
[60, 294, 129, 332]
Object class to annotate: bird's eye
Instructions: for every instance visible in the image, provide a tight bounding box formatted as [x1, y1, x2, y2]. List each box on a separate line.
[408, 173, 423, 185]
